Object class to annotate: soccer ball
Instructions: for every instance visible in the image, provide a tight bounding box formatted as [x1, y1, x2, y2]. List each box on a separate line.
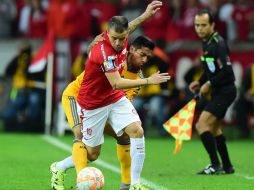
[77, 167, 104, 190]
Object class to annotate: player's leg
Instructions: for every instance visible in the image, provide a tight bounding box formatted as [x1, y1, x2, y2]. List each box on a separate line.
[196, 110, 221, 174]
[50, 96, 84, 190]
[124, 122, 145, 186]
[104, 124, 131, 190]
[108, 97, 146, 189]
[79, 104, 109, 162]
[211, 86, 236, 174]
[117, 135, 131, 190]
[212, 122, 234, 174]
[72, 125, 88, 174]
[59, 96, 88, 174]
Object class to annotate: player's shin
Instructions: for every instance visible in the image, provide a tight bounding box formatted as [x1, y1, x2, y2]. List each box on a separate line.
[56, 156, 74, 171]
[72, 139, 87, 174]
[117, 140, 131, 185]
[130, 137, 145, 185]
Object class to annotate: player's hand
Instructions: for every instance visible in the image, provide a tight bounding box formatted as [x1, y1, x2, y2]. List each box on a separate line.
[200, 82, 210, 96]
[87, 33, 105, 53]
[189, 81, 200, 93]
[147, 71, 171, 84]
[142, 1, 162, 19]
[90, 34, 105, 48]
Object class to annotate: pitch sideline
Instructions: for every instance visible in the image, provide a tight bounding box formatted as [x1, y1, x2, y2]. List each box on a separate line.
[42, 135, 169, 190]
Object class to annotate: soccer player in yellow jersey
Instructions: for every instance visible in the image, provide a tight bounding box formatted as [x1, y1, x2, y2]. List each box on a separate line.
[50, 36, 155, 190]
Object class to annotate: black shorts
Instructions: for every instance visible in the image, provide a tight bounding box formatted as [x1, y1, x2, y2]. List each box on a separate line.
[204, 84, 236, 119]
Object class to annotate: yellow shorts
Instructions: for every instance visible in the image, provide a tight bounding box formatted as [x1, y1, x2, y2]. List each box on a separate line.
[62, 95, 81, 129]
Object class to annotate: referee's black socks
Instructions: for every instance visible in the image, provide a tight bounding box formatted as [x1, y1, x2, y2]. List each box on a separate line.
[200, 131, 220, 167]
[215, 134, 232, 169]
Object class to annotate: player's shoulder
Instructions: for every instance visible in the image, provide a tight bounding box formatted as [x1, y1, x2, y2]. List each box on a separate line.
[90, 41, 115, 61]
[211, 32, 225, 45]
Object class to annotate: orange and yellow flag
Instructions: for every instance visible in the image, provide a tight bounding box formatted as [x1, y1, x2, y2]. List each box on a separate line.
[163, 99, 197, 154]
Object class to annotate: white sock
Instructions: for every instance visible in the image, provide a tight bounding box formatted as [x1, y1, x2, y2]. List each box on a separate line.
[56, 156, 74, 171]
[130, 137, 145, 185]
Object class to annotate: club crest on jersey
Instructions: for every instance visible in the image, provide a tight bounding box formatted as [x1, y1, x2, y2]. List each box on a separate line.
[102, 59, 116, 72]
[207, 61, 215, 73]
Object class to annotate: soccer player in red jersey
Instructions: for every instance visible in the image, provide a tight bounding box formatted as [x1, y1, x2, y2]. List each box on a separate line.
[77, 4, 170, 190]
[76, 15, 170, 189]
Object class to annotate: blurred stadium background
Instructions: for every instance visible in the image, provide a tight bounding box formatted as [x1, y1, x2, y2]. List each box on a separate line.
[0, 0, 254, 189]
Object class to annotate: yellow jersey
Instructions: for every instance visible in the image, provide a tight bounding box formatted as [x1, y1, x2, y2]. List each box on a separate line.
[62, 63, 142, 101]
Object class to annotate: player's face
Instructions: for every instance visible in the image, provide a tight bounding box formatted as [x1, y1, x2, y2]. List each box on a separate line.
[194, 14, 214, 39]
[107, 29, 128, 52]
[129, 46, 153, 70]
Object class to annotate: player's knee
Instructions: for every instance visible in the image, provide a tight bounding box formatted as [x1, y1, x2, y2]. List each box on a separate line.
[116, 133, 130, 144]
[131, 126, 144, 138]
[73, 125, 82, 140]
[195, 122, 200, 131]
[87, 152, 100, 162]
[87, 148, 101, 162]
[196, 119, 211, 134]
[195, 121, 205, 134]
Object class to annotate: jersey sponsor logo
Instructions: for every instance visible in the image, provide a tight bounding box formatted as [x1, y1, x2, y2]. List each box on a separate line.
[207, 61, 216, 73]
[101, 59, 116, 72]
[108, 55, 116, 60]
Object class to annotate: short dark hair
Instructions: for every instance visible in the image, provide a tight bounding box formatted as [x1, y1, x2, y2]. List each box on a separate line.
[108, 16, 129, 33]
[131, 36, 155, 50]
[196, 9, 215, 24]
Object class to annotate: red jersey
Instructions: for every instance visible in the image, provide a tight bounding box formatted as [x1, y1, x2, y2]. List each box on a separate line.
[77, 32, 128, 110]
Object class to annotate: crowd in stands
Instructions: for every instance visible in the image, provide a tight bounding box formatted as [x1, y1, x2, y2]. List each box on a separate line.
[1, 0, 254, 138]
[0, 0, 254, 42]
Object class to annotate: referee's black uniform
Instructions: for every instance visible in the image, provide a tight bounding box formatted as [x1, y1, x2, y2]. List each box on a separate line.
[199, 32, 236, 119]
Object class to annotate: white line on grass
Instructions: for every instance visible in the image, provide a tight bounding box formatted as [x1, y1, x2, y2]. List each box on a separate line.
[42, 135, 169, 190]
[234, 173, 254, 180]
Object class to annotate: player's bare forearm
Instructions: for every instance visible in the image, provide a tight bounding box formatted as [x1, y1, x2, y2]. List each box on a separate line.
[128, 16, 146, 34]
[128, 1, 162, 34]
[113, 78, 148, 90]
[105, 71, 170, 90]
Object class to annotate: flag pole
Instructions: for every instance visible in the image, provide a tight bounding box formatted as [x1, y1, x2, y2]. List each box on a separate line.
[45, 53, 54, 135]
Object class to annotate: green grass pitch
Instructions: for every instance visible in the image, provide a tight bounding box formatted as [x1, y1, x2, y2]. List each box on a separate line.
[0, 133, 253, 190]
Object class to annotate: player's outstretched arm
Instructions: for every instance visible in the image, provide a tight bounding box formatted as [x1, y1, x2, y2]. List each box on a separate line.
[105, 71, 171, 90]
[128, 1, 162, 34]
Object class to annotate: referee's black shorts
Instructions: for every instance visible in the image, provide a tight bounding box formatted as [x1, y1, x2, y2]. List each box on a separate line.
[204, 84, 237, 119]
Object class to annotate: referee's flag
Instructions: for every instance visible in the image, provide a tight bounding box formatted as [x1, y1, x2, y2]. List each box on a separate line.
[163, 98, 196, 154]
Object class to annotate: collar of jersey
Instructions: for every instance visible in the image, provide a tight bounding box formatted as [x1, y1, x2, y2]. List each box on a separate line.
[205, 32, 218, 44]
